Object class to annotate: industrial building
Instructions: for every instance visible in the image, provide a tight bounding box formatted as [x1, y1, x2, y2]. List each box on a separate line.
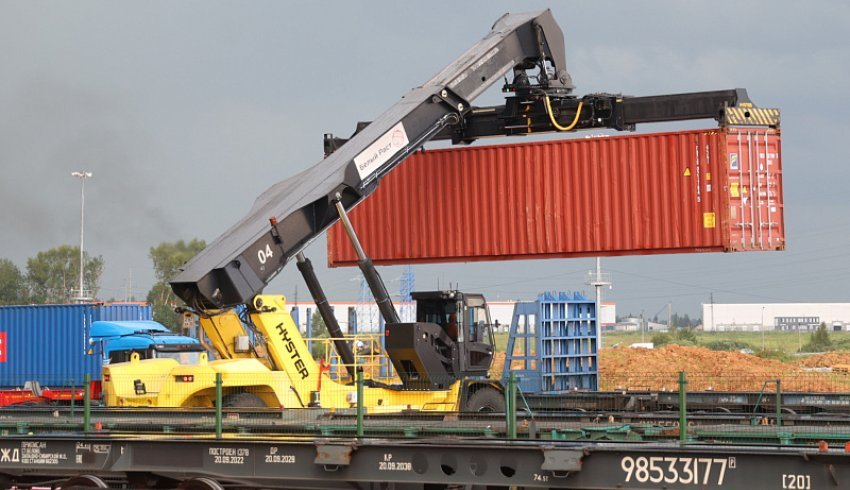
[702, 303, 850, 332]
[287, 299, 616, 335]
[609, 318, 670, 333]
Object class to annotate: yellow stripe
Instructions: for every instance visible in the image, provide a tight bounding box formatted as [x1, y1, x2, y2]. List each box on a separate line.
[724, 107, 780, 127]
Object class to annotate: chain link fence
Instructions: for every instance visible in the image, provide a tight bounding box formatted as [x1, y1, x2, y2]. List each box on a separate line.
[4, 369, 850, 447]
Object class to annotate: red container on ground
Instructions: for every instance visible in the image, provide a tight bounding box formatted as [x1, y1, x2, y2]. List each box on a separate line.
[328, 127, 783, 267]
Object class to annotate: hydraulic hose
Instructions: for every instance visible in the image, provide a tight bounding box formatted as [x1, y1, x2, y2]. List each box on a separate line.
[544, 96, 583, 131]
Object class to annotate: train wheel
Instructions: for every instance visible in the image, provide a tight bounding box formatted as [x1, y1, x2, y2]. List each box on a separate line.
[178, 477, 225, 490]
[465, 387, 506, 412]
[61, 474, 108, 488]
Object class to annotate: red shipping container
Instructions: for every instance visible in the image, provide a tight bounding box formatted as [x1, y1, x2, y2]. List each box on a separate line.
[328, 127, 783, 267]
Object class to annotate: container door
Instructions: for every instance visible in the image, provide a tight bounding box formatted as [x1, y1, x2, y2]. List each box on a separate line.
[724, 129, 784, 251]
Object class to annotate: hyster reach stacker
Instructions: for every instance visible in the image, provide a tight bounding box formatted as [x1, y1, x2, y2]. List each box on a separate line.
[101, 10, 778, 410]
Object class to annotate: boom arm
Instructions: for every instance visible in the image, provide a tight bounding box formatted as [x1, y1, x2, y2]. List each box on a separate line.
[171, 10, 778, 312]
[323, 88, 775, 152]
[171, 10, 574, 310]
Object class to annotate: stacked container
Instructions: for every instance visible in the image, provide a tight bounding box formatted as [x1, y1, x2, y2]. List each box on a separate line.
[504, 292, 598, 393]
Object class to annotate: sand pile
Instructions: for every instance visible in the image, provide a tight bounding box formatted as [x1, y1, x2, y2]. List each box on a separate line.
[795, 351, 850, 368]
[491, 346, 850, 392]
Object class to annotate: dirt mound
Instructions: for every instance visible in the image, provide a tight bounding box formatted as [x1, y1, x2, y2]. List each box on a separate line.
[492, 346, 850, 392]
[602, 345, 780, 391]
[796, 352, 850, 368]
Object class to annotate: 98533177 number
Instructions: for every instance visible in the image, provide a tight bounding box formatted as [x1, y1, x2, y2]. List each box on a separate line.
[620, 456, 733, 485]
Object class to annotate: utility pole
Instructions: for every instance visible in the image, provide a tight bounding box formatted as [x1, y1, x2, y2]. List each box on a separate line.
[668, 302, 672, 331]
[124, 268, 133, 302]
[71, 171, 93, 302]
[761, 306, 766, 351]
[586, 257, 611, 349]
[710, 293, 715, 332]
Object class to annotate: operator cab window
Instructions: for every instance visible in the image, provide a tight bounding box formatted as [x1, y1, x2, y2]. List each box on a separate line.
[416, 299, 459, 340]
[155, 350, 203, 365]
[465, 298, 491, 343]
[108, 348, 152, 364]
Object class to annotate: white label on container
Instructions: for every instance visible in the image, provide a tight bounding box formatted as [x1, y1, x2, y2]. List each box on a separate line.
[354, 122, 409, 180]
[730, 153, 739, 170]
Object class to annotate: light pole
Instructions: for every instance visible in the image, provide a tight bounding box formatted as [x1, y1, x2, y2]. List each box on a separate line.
[761, 306, 766, 351]
[71, 171, 93, 302]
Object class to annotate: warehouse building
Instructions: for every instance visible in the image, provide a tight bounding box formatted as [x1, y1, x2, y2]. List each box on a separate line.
[286, 299, 616, 335]
[701, 303, 850, 332]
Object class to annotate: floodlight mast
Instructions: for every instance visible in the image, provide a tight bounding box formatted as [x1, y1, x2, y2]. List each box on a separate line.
[71, 171, 93, 302]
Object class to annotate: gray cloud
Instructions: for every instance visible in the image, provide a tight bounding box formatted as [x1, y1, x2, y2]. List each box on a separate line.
[1, 0, 848, 314]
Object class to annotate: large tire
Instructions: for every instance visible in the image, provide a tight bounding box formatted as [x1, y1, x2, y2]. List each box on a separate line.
[222, 392, 266, 408]
[178, 477, 225, 490]
[62, 475, 109, 488]
[465, 387, 506, 413]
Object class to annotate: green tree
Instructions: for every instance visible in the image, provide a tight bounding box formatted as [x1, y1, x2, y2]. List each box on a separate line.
[0, 258, 27, 305]
[652, 332, 671, 347]
[146, 239, 206, 329]
[802, 323, 832, 352]
[309, 309, 331, 359]
[25, 245, 103, 303]
[675, 327, 697, 343]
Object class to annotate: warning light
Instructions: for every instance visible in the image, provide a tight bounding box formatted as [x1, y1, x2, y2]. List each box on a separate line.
[175, 375, 195, 383]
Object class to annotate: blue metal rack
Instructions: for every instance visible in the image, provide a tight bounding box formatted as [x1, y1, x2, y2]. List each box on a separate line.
[502, 291, 598, 393]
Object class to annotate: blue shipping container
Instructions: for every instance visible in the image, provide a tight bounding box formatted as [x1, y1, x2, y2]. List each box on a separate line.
[0, 303, 152, 388]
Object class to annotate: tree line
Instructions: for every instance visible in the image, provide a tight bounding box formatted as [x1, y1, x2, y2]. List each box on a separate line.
[0, 246, 104, 305]
[0, 239, 206, 330]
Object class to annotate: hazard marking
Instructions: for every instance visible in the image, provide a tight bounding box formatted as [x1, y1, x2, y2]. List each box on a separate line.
[683, 167, 691, 177]
[706, 172, 711, 181]
[730, 183, 740, 197]
[704, 212, 716, 229]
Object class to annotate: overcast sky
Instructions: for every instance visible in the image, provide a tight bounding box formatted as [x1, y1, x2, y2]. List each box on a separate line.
[2, 1, 849, 319]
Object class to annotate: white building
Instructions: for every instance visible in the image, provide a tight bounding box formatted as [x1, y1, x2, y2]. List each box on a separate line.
[610, 318, 669, 332]
[702, 303, 850, 332]
[285, 299, 616, 335]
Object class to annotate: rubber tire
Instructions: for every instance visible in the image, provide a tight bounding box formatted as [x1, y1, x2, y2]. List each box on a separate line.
[62, 475, 109, 488]
[222, 392, 266, 408]
[178, 477, 225, 490]
[465, 387, 506, 413]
